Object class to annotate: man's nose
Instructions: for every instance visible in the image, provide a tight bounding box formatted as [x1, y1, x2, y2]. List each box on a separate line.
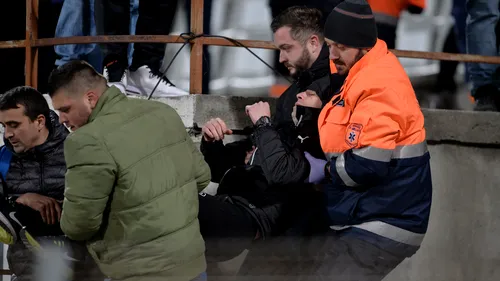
[58, 113, 67, 124]
[4, 128, 13, 138]
[329, 50, 339, 61]
[279, 51, 286, 63]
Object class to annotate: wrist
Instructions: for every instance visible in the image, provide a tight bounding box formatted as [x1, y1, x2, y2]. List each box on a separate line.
[255, 116, 272, 128]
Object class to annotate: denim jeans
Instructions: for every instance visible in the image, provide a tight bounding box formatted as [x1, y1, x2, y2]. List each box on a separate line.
[96, 0, 177, 73]
[54, 0, 101, 71]
[466, 0, 500, 96]
[54, 0, 139, 72]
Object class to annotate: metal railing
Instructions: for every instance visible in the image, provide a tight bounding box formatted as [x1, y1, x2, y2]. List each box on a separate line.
[1, 0, 500, 94]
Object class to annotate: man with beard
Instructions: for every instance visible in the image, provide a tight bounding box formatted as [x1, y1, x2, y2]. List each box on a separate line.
[196, 5, 345, 266]
[297, 1, 431, 279]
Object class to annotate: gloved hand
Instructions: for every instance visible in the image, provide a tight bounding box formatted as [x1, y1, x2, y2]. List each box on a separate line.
[304, 151, 327, 184]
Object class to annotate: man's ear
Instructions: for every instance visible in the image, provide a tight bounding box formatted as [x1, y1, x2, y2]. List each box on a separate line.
[35, 114, 46, 131]
[85, 91, 99, 109]
[309, 35, 321, 51]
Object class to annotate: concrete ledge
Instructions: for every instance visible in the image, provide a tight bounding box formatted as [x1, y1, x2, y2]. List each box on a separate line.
[151, 95, 275, 129]
[150, 95, 500, 145]
[423, 109, 500, 145]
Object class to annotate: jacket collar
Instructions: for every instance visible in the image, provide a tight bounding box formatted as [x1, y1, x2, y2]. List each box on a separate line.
[88, 86, 126, 123]
[345, 39, 387, 85]
[296, 43, 331, 90]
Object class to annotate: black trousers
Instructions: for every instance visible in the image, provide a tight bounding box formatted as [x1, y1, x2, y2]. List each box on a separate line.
[436, 25, 461, 92]
[198, 193, 257, 263]
[376, 23, 397, 50]
[94, 0, 177, 73]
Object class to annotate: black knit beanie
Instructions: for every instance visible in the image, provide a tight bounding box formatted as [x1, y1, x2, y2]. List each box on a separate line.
[324, 0, 378, 48]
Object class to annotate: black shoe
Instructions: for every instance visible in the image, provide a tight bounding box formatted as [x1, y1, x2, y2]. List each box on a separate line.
[473, 84, 500, 112]
[102, 55, 127, 83]
[474, 96, 499, 111]
[0, 196, 23, 245]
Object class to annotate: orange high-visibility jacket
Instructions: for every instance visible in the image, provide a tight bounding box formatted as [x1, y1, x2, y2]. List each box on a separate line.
[367, 0, 426, 26]
[317, 39, 432, 246]
[330, 60, 337, 74]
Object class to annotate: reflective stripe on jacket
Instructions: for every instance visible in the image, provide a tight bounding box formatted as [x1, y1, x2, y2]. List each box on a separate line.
[318, 39, 432, 246]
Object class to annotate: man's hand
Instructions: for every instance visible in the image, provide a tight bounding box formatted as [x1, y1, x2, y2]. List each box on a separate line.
[16, 193, 62, 225]
[202, 118, 233, 142]
[245, 102, 271, 124]
[296, 90, 322, 108]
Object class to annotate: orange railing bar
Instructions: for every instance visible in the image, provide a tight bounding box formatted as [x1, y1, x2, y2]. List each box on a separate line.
[3, 35, 500, 64]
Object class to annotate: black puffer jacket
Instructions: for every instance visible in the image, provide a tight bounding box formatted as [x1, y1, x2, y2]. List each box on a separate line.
[202, 43, 345, 187]
[2, 111, 68, 201]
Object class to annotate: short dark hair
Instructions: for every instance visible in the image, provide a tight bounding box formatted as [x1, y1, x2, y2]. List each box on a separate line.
[271, 6, 324, 43]
[0, 86, 51, 127]
[48, 60, 106, 97]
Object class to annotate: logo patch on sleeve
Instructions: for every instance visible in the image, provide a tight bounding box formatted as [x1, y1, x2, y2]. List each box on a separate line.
[345, 123, 363, 147]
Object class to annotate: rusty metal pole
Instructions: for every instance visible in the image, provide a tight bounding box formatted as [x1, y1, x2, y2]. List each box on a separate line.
[190, 0, 204, 94]
[25, 0, 39, 88]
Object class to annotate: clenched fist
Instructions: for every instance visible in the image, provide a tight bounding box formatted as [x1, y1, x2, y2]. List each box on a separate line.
[202, 118, 233, 142]
[245, 101, 271, 124]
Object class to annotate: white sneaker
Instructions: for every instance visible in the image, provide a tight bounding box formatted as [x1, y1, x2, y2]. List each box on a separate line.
[103, 66, 128, 94]
[126, 65, 189, 97]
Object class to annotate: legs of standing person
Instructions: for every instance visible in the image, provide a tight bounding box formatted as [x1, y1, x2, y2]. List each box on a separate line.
[375, 22, 397, 49]
[466, 0, 500, 111]
[55, 0, 102, 72]
[95, 0, 130, 92]
[428, 26, 460, 109]
[87, 0, 103, 72]
[185, 0, 212, 94]
[129, 0, 176, 72]
[127, 0, 190, 97]
[128, 0, 139, 66]
[453, 0, 469, 81]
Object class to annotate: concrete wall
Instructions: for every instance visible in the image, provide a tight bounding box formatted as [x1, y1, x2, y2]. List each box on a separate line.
[151, 95, 500, 281]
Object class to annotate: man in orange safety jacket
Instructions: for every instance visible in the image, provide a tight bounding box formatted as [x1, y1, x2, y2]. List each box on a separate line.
[296, 0, 432, 279]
